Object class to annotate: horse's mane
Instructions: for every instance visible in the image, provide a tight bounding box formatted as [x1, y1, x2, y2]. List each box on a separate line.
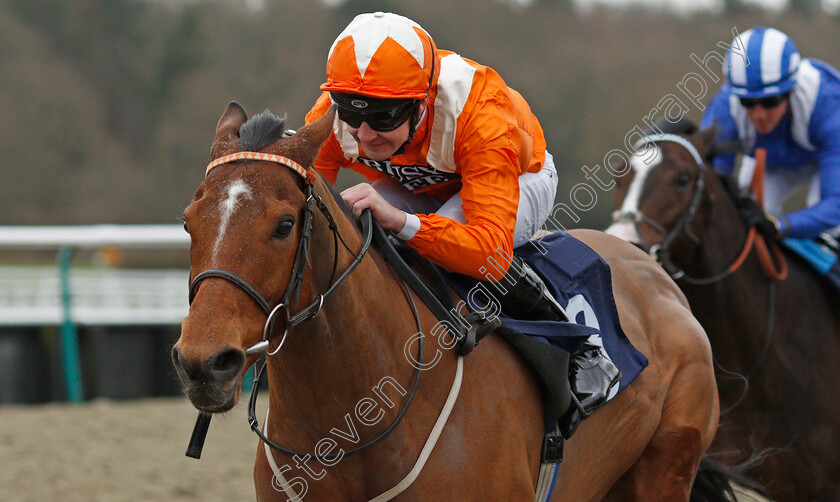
[239, 109, 288, 152]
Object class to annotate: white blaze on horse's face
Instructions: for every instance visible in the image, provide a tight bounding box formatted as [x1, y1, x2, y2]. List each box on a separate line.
[213, 179, 253, 261]
[605, 145, 663, 244]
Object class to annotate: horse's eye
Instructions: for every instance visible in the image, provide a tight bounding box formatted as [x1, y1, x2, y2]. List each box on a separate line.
[675, 172, 693, 186]
[273, 217, 296, 238]
[180, 216, 189, 233]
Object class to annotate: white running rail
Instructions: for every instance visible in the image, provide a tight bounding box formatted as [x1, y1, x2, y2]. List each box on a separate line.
[0, 224, 190, 326]
[0, 266, 189, 326]
[0, 224, 191, 402]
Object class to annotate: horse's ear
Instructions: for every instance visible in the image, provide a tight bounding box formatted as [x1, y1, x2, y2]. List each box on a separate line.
[210, 102, 248, 160]
[286, 106, 337, 167]
[693, 124, 717, 161]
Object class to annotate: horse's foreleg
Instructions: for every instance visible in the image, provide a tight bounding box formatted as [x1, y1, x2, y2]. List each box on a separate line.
[607, 354, 719, 502]
[609, 425, 704, 501]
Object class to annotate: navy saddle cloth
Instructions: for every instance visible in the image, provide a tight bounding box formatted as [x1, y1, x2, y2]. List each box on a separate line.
[447, 231, 648, 398]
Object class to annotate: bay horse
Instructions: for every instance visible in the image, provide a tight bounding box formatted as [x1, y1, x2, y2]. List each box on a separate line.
[607, 122, 840, 501]
[172, 102, 719, 501]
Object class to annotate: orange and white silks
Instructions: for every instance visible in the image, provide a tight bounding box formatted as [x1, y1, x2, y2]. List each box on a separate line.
[305, 51, 548, 281]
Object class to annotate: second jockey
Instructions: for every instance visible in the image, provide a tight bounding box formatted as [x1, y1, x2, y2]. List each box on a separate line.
[702, 26, 840, 247]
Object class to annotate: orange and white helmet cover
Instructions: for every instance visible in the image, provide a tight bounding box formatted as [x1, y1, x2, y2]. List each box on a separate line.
[321, 12, 438, 100]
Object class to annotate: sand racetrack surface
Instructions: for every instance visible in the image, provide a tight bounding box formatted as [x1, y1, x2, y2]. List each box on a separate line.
[0, 396, 264, 501]
[1, 396, 774, 502]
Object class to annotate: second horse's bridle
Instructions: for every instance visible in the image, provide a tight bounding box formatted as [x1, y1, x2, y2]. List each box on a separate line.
[611, 133, 716, 283]
[613, 136, 779, 395]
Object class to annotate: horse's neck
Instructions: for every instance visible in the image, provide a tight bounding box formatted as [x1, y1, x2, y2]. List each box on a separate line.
[265, 193, 432, 450]
[690, 181, 751, 282]
[682, 182, 775, 353]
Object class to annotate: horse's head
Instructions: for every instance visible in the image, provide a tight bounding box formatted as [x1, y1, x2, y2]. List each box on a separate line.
[171, 102, 336, 413]
[606, 122, 719, 263]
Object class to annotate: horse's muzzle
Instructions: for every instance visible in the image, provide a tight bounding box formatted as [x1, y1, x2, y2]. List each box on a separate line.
[171, 344, 245, 412]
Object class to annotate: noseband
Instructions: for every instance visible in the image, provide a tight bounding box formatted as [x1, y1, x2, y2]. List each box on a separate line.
[188, 152, 373, 356]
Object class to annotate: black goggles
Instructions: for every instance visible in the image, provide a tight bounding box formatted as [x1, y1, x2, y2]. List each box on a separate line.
[739, 93, 789, 109]
[333, 98, 419, 132]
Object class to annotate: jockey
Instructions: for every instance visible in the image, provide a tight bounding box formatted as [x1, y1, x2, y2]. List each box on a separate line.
[305, 12, 619, 420]
[701, 26, 840, 249]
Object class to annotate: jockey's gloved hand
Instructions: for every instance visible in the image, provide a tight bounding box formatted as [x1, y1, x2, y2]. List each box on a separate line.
[754, 212, 783, 242]
[734, 194, 782, 241]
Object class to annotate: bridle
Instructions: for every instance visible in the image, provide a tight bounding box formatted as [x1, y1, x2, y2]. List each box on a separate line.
[613, 133, 753, 285]
[613, 136, 784, 396]
[614, 134, 787, 286]
[187, 151, 424, 461]
[612, 134, 711, 282]
[190, 152, 374, 355]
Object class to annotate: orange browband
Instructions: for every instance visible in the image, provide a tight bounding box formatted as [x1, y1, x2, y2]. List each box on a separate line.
[206, 152, 315, 184]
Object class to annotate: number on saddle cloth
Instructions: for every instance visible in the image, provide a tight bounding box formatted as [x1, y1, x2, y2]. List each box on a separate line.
[447, 233, 649, 421]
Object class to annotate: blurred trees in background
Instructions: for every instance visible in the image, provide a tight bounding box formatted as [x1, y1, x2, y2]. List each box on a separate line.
[2, 0, 839, 229]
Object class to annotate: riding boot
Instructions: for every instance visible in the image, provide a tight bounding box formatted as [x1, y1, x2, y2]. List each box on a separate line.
[486, 257, 621, 434]
[560, 341, 622, 438]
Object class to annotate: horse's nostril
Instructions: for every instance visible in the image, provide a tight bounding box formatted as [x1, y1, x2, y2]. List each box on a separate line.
[172, 346, 199, 380]
[210, 348, 245, 382]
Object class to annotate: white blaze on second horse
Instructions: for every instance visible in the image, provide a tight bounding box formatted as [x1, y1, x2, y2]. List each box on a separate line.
[213, 180, 252, 261]
[605, 146, 663, 244]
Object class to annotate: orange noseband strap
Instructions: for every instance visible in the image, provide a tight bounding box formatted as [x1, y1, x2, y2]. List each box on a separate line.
[205, 151, 316, 184]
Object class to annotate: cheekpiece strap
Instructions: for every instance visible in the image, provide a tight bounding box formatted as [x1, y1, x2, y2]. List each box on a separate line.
[206, 151, 314, 183]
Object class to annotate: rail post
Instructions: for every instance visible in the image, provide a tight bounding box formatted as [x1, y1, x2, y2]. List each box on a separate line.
[58, 246, 84, 403]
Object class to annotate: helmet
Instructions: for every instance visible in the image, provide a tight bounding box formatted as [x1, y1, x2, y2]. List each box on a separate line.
[321, 12, 437, 100]
[725, 27, 800, 98]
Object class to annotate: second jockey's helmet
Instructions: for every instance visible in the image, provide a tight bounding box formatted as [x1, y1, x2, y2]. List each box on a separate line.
[321, 12, 437, 100]
[725, 27, 800, 98]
